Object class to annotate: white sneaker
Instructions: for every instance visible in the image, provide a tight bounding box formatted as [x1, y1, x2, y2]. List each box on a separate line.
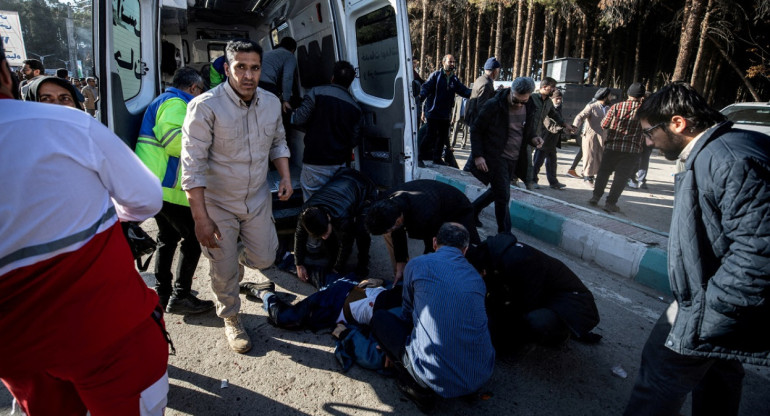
[627, 179, 639, 189]
[224, 315, 252, 353]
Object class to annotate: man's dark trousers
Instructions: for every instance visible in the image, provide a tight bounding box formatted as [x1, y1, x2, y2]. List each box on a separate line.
[472, 158, 517, 233]
[592, 149, 639, 204]
[532, 148, 558, 186]
[624, 308, 744, 416]
[154, 201, 201, 300]
[426, 118, 451, 164]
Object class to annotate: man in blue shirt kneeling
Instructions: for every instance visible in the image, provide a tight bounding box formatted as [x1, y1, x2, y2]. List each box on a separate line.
[371, 222, 495, 412]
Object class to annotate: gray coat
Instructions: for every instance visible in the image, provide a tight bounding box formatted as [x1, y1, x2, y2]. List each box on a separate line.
[666, 121, 770, 366]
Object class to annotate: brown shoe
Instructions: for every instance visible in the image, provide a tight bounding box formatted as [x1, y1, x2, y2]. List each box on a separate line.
[224, 315, 252, 353]
[566, 169, 580, 179]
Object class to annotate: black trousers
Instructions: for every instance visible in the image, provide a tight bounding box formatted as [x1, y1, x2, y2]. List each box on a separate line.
[472, 158, 517, 233]
[153, 201, 201, 298]
[592, 149, 639, 204]
[426, 118, 451, 164]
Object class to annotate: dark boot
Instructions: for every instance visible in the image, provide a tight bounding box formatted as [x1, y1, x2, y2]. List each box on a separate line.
[166, 293, 215, 315]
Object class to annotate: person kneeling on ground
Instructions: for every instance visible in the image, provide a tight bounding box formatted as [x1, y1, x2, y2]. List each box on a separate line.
[293, 167, 378, 288]
[370, 223, 495, 412]
[365, 179, 481, 285]
[468, 232, 601, 350]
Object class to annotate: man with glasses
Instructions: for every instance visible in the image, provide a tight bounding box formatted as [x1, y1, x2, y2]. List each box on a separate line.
[468, 76, 543, 233]
[182, 40, 293, 353]
[589, 82, 646, 212]
[136, 67, 215, 316]
[624, 83, 770, 415]
[418, 54, 471, 166]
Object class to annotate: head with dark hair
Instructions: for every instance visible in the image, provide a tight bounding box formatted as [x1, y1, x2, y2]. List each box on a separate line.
[22, 59, 44, 80]
[225, 39, 262, 65]
[365, 199, 403, 235]
[172, 66, 204, 92]
[279, 36, 297, 52]
[332, 61, 356, 88]
[435, 222, 469, 250]
[300, 207, 332, 239]
[55, 68, 68, 79]
[539, 76, 557, 97]
[637, 82, 726, 160]
[224, 39, 263, 101]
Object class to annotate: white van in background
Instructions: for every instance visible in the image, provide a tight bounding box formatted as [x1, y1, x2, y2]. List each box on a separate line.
[93, 0, 418, 232]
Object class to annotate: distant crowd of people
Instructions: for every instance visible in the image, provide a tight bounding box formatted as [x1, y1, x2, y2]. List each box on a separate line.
[16, 58, 99, 116]
[1, 37, 768, 416]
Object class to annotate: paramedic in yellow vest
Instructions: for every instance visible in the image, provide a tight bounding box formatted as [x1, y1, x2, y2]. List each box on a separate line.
[135, 67, 215, 315]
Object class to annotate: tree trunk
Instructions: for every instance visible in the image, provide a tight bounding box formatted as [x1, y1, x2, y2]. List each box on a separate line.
[521, 0, 533, 76]
[596, 38, 605, 86]
[525, 2, 537, 77]
[488, 21, 495, 59]
[690, 0, 714, 91]
[513, 0, 525, 75]
[465, 5, 473, 81]
[420, 0, 428, 79]
[579, 13, 588, 58]
[706, 57, 722, 105]
[632, 12, 646, 83]
[435, 8, 443, 73]
[460, 6, 469, 81]
[708, 34, 761, 101]
[474, 2, 484, 80]
[563, 10, 572, 58]
[672, 0, 707, 81]
[553, 17, 563, 59]
[587, 26, 597, 84]
[542, 11, 551, 77]
[495, 1, 504, 59]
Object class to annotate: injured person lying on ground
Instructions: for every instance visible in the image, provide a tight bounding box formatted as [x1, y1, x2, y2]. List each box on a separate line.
[467, 232, 602, 351]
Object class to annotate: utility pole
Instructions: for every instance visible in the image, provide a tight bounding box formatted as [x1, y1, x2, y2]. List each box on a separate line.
[66, 5, 78, 76]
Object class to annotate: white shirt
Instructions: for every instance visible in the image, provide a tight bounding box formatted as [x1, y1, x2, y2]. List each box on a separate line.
[0, 99, 162, 276]
[336, 286, 387, 325]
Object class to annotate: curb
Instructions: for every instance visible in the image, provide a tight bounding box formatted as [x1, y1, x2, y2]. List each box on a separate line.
[421, 170, 671, 295]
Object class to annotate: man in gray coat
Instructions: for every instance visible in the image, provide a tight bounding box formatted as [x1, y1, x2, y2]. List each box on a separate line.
[624, 82, 770, 416]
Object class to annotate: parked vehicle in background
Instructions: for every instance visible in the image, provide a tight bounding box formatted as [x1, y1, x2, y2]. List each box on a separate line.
[720, 102, 770, 135]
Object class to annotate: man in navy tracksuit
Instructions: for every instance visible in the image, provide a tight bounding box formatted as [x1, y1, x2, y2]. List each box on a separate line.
[418, 54, 471, 166]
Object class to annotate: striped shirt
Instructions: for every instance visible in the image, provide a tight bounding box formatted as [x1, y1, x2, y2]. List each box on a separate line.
[401, 246, 495, 398]
[601, 99, 644, 153]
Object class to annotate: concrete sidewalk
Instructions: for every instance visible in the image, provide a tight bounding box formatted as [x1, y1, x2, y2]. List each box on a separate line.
[415, 143, 673, 295]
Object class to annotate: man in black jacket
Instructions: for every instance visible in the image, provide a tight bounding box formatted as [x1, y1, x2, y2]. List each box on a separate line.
[624, 82, 770, 416]
[365, 180, 480, 284]
[291, 61, 362, 200]
[293, 168, 378, 288]
[468, 232, 601, 350]
[469, 77, 543, 233]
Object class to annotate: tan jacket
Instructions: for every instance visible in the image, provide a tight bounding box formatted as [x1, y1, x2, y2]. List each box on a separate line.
[573, 101, 608, 145]
[181, 81, 290, 215]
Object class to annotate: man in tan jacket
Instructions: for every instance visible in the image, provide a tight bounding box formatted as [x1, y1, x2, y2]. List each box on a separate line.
[572, 87, 614, 187]
[182, 39, 292, 354]
[81, 77, 99, 116]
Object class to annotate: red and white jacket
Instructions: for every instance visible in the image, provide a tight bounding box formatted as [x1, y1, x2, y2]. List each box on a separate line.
[0, 99, 163, 376]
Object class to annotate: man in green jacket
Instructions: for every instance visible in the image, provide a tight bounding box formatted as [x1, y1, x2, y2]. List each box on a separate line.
[136, 67, 215, 315]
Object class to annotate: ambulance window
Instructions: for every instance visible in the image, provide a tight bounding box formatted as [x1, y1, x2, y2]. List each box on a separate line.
[208, 44, 226, 62]
[112, 0, 142, 100]
[355, 6, 398, 100]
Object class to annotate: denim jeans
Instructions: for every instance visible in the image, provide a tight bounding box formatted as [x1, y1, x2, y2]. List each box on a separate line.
[624, 304, 745, 416]
[532, 148, 558, 186]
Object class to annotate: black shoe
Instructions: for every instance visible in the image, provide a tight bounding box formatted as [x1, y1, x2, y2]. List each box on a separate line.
[166, 293, 215, 315]
[604, 203, 620, 213]
[239, 281, 276, 301]
[640, 183, 648, 190]
[549, 183, 567, 190]
[396, 376, 436, 413]
[588, 197, 599, 206]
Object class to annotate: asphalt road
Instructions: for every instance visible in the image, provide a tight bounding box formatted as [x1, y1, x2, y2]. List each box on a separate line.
[3, 220, 769, 415]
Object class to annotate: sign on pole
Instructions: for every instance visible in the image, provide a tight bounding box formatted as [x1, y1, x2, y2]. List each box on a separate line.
[0, 11, 27, 66]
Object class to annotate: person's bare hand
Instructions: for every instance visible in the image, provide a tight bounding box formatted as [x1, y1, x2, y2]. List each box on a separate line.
[358, 278, 384, 288]
[532, 136, 544, 149]
[278, 177, 293, 201]
[281, 101, 292, 113]
[296, 265, 308, 282]
[195, 216, 221, 248]
[474, 156, 488, 172]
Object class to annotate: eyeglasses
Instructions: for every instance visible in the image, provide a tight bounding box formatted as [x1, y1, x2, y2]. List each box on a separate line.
[642, 122, 666, 139]
[511, 98, 529, 105]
